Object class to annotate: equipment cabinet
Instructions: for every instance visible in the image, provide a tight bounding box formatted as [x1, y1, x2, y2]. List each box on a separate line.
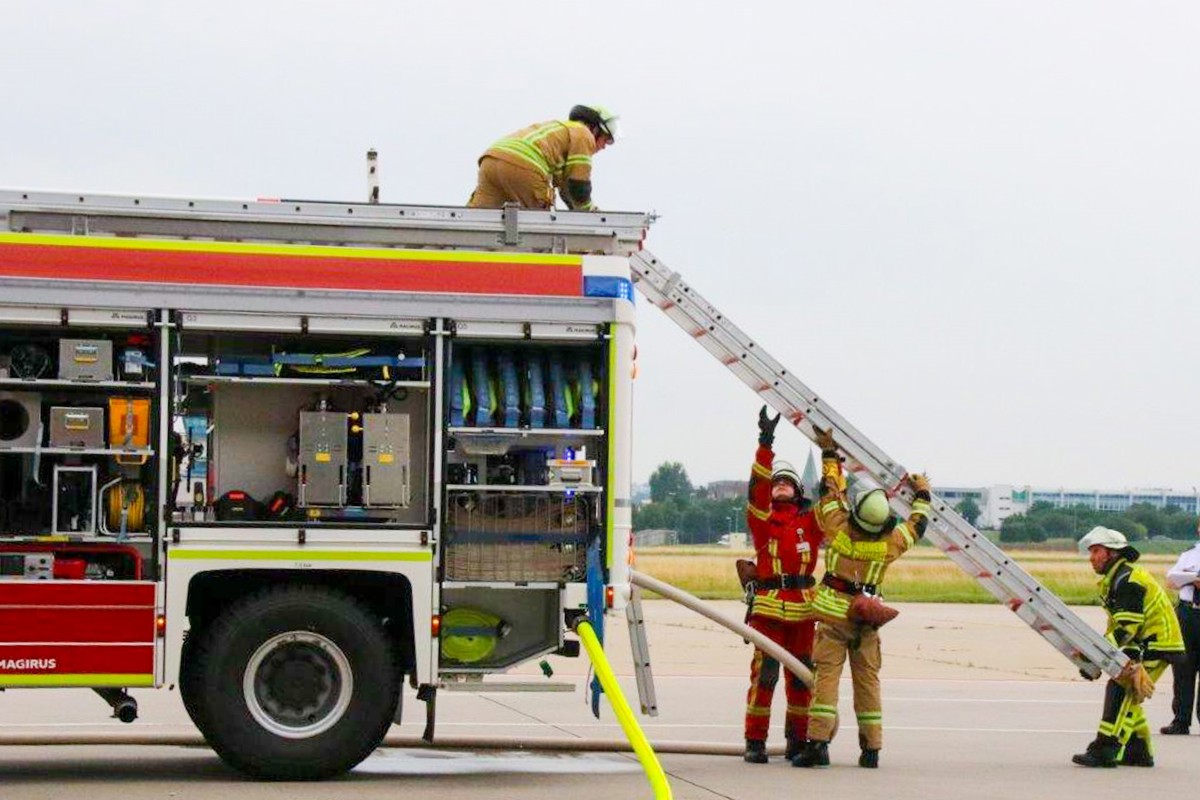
[170, 318, 433, 528]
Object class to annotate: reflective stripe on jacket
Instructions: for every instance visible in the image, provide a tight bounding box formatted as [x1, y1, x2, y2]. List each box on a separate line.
[810, 450, 930, 622]
[746, 444, 821, 622]
[483, 120, 597, 209]
[1100, 557, 1185, 657]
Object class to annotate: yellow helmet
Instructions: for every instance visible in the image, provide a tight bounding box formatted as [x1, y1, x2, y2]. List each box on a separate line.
[569, 104, 620, 141]
[849, 483, 891, 534]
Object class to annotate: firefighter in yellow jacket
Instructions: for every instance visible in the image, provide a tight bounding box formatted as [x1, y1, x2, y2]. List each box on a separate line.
[793, 427, 931, 770]
[1073, 526, 1185, 768]
[467, 105, 618, 211]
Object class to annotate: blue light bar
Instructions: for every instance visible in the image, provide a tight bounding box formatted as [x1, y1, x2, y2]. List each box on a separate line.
[583, 276, 635, 303]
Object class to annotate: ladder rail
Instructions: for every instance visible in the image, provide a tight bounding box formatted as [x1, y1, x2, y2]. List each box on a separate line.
[631, 249, 1123, 679]
[626, 586, 659, 717]
[0, 189, 653, 256]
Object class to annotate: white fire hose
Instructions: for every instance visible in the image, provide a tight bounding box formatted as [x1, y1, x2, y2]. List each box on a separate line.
[629, 570, 815, 689]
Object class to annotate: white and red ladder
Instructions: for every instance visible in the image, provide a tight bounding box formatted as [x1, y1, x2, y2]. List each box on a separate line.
[630, 249, 1123, 679]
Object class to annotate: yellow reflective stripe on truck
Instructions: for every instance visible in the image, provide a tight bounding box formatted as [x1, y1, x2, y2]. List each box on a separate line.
[0, 232, 582, 267]
[606, 327, 618, 568]
[0, 674, 154, 687]
[169, 549, 432, 562]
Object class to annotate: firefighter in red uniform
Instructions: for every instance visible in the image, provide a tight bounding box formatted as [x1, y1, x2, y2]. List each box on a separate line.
[743, 406, 823, 764]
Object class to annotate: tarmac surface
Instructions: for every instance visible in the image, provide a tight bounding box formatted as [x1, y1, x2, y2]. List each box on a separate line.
[1, 601, 1197, 799]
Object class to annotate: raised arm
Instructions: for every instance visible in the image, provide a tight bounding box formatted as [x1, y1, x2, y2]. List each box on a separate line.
[889, 473, 933, 556]
[746, 407, 779, 545]
[813, 426, 848, 536]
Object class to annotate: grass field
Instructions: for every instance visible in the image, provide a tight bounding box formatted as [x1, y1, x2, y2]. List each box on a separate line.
[633, 546, 1181, 605]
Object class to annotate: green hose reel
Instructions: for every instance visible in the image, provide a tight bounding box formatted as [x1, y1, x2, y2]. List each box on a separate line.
[440, 607, 511, 664]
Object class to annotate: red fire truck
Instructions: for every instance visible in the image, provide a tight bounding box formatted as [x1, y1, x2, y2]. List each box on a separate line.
[0, 189, 648, 779]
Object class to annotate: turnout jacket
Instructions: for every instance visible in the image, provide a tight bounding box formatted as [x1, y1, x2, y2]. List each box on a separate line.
[746, 445, 822, 622]
[482, 120, 599, 210]
[1099, 557, 1185, 659]
[810, 449, 931, 623]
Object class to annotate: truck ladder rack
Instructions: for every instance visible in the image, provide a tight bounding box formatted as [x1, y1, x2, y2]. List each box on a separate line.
[0, 189, 652, 257]
[630, 249, 1122, 679]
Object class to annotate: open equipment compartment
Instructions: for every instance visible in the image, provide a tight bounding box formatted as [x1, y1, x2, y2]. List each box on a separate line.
[442, 332, 608, 583]
[437, 324, 615, 672]
[0, 310, 162, 571]
[171, 316, 433, 528]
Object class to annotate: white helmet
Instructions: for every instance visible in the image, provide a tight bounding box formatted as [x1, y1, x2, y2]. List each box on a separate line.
[772, 460, 803, 494]
[1077, 526, 1130, 554]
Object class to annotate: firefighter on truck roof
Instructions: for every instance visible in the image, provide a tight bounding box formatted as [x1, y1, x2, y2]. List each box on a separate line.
[467, 105, 618, 211]
[741, 406, 823, 764]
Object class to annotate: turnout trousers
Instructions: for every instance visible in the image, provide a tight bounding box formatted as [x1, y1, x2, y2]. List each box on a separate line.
[744, 616, 815, 742]
[1168, 603, 1200, 729]
[808, 618, 883, 750]
[466, 157, 552, 209]
[1099, 658, 1169, 755]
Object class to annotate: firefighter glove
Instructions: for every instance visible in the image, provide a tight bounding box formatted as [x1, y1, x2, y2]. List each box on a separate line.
[908, 473, 932, 496]
[1118, 660, 1155, 703]
[758, 405, 780, 447]
[813, 426, 837, 453]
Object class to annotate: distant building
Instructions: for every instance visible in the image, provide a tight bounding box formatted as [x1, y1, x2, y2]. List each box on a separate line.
[935, 485, 1200, 529]
[634, 529, 679, 547]
[705, 480, 744, 500]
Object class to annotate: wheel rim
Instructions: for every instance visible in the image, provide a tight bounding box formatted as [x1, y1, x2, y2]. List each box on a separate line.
[243, 631, 354, 739]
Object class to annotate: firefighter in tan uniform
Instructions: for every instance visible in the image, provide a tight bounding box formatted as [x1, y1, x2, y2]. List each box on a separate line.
[467, 105, 617, 211]
[793, 427, 932, 770]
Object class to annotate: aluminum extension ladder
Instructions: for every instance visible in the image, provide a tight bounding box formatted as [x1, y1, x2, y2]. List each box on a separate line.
[626, 585, 659, 716]
[630, 249, 1124, 680]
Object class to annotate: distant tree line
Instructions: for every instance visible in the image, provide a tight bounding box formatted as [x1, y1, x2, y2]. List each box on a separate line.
[999, 501, 1199, 543]
[636, 462, 1200, 548]
[633, 462, 746, 544]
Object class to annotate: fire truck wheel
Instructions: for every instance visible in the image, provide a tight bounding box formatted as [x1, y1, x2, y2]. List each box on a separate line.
[191, 585, 399, 780]
[178, 633, 210, 735]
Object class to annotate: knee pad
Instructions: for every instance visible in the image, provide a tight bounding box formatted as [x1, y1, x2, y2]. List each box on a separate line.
[759, 657, 780, 688]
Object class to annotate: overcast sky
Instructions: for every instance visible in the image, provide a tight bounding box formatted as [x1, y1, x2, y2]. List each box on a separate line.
[2, 2, 1197, 491]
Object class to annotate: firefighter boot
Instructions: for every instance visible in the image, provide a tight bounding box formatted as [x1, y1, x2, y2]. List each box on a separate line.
[1120, 736, 1154, 767]
[785, 737, 805, 762]
[857, 732, 879, 768]
[792, 739, 830, 768]
[1071, 736, 1120, 768]
[743, 739, 769, 764]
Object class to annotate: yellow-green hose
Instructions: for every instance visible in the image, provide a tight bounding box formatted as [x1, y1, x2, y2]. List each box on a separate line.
[574, 619, 672, 800]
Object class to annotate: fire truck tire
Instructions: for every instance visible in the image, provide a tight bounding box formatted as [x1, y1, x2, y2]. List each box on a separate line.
[178, 633, 210, 735]
[190, 584, 399, 780]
